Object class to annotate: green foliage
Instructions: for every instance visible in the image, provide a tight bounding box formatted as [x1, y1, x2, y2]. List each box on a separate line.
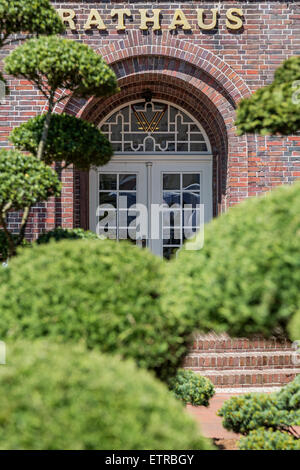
[218, 393, 297, 435]
[236, 56, 300, 135]
[0, 239, 194, 382]
[0, 149, 61, 211]
[288, 311, 300, 342]
[10, 113, 113, 169]
[37, 227, 100, 245]
[4, 36, 118, 99]
[165, 182, 300, 339]
[169, 369, 215, 407]
[276, 374, 300, 412]
[0, 0, 65, 47]
[0, 341, 211, 450]
[219, 375, 300, 442]
[239, 429, 300, 450]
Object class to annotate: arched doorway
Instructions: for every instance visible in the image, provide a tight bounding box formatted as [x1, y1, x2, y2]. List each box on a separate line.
[89, 99, 213, 258]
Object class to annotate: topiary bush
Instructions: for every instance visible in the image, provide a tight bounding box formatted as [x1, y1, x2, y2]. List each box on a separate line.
[219, 375, 300, 449]
[36, 227, 100, 245]
[0, 239, 194, 382]
[239, 429, 300, 451]
[236, 56, 300, 136]
[0, 149, 61, 257]
[218, 393, 285, 435]
[0, 0, 65, 49]
[165, 181, 300, 339]
[0, 341, 212, 450]
[10, 114, 113, 170]
[0, 150, 61, 212]
[169, 369, 215, 407]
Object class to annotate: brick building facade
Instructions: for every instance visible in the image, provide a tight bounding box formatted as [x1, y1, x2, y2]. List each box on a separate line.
[1, 1, 300, 387]
[1, 1, 300, 245]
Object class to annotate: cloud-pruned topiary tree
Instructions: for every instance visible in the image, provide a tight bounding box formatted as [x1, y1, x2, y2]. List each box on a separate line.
[236, 56, 300, 135]
[4, 36, 118, 161]
[10, 113, 113, 170]
[0, 150, 61, 257]
[0, 0, 65, 49]
[218, 375, 300, 450]
[3, 36, 118, 257]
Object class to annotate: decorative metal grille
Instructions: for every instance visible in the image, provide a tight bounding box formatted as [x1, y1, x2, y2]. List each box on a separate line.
[99, 101, 209, 154]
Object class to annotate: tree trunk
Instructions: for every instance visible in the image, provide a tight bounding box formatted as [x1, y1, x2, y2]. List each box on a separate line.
[17, 206, 30, 247]
[0, 212, 16, 258]
[37, 97, 54, 161]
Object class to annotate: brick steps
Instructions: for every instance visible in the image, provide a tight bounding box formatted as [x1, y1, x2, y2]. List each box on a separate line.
[184, 351, 296, 370]
[184, 333, 299, 388]
[193, 368, 300, 388]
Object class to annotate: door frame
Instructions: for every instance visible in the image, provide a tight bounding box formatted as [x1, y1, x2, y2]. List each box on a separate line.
[89, 154, 213, 255]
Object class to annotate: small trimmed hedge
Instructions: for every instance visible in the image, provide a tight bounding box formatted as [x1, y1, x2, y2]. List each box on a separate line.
[165, 182, 300, 339]
[0, 341, 211, 450]
[218, 393, 281, 435]
[219, 375, 300, 450]
[239, 429, 300, 451]
[0, 239, 194, 382]
[37, 227, 100, 245]
[169, 369, 215, 407]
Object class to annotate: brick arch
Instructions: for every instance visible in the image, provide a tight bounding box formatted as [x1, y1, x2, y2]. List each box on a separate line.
[96, 35, 251, 103]
[84, 77, 229, 218]
[57, 43, 251, 227]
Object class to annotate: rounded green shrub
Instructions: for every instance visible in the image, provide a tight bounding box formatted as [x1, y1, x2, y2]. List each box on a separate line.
[0, 239, 193, 381]
[218, 393, 280, 435]
[169, 369, 215, 407]
[0, 0, 65, 42]
[4, 36, 117, 99]
[36, 227, 100, 245]
[10, 114, 113, 170]
[0, 341, 211, 450]
[0, 149, 61, 211]
[239, 429, 300, 451]
[218, 376, 300, 436]
[166, 182, 300, 339]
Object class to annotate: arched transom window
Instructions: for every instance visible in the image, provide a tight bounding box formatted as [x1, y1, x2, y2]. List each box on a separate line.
[99, 101, 211, 154]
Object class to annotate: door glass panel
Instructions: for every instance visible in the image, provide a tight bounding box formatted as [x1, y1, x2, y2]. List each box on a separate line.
[119, 192, 136, 208]
[163, 174, 180, 190]
[98, 173, 138, 246]
[163, 191, 181, 207]
[183, 174, 200, 190]
[99, 192, 117, 207]
[183, 191, 200, 207]
[119, 174, 136, 190]
[162, 172, 201, 259]
[99, 174, 117, 190]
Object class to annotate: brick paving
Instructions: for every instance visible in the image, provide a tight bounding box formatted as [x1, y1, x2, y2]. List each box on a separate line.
[187, 394, 241, 440]
[187, 392, 300, 449]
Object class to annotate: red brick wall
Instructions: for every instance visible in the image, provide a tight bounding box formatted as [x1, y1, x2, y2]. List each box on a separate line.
[1, 1, 300, 237]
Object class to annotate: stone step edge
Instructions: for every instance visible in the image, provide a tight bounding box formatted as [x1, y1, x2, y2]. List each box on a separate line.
[190, 346, 295, 353]
[187, 351, 295, 357]
[192, 368, 300, 376]
[214, 386, 282, 393]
